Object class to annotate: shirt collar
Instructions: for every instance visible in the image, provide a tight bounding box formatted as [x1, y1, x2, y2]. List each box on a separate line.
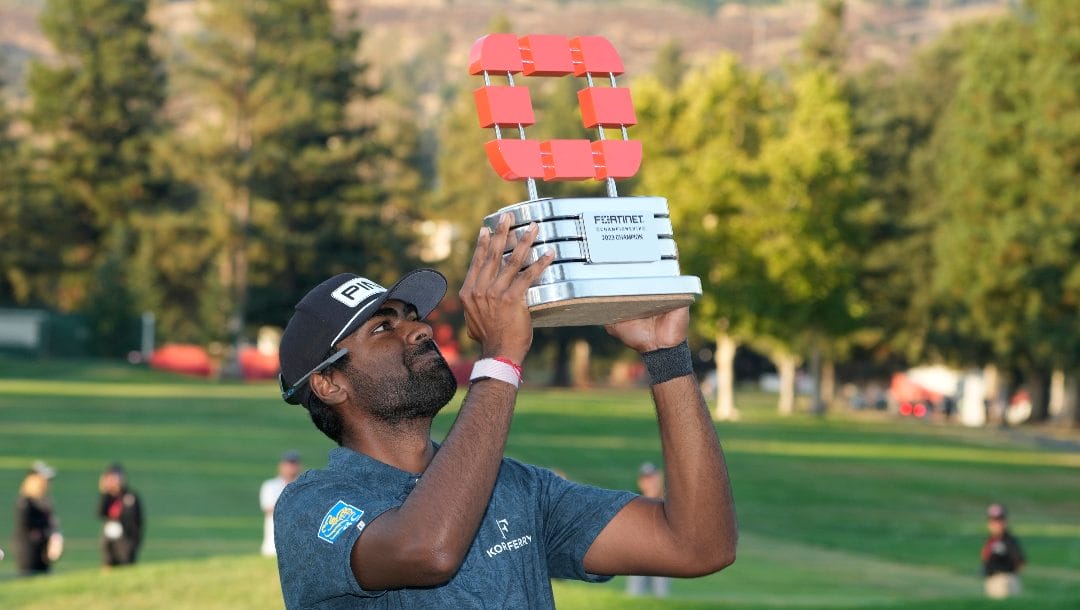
[327, 444, 435, 487]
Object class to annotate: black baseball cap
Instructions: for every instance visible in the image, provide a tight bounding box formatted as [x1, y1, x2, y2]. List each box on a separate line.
[278, 269, 447, 406]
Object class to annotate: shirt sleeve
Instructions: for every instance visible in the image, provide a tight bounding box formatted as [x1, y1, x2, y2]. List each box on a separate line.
[259, 480, 276, 512]
[274, 478, 399, 608]
[535, 466, 636, 582]
[1008, 534, 1026, 566]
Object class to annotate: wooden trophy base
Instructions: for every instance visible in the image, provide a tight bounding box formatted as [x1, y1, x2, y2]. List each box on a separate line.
[531, 293, 696, 327]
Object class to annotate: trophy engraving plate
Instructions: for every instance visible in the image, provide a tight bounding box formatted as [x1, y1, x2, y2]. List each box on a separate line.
[580, 209, 660, 264]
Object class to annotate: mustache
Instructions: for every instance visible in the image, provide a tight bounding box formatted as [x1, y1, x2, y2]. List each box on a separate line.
[406, 339, 442, 360]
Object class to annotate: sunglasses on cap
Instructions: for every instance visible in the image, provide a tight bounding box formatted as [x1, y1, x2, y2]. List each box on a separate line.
[279, 348, 349, 405]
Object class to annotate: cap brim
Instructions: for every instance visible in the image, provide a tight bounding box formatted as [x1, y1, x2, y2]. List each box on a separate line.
[333, 269, 447, 345]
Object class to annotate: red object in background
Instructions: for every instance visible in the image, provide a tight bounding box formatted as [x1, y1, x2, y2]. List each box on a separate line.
[148, 344, 214, 377]
[913, 403, 927, 418]
[890, 372, 943, 405]
[239, 347, 279, 380]
[899, 402, 913, 416]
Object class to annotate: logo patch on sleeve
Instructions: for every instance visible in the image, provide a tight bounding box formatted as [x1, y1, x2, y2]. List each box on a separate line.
[318, 500, 364, 544]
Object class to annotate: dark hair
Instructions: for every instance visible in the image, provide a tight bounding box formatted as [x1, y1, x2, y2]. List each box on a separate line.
[302, 350, 350, 445]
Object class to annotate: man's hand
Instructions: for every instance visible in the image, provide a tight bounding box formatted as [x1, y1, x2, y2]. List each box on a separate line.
[459, 213, 553, 364]
[604, 306, 689, 354]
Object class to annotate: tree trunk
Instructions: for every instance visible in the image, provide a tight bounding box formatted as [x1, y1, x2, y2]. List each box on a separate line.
[1049, 368, 1065, 420]
[1026, 369, 1049, 423]
[821, 359, 835, 409]
[809, 342, 824, 415]
[1063, 371, 1080, 427]
[551, 333, 571, 387]
[713, 330, 739, 421]
[570, 339, 591, 388]
[983, 363, 999, 426]
[775, 352, 798, 416]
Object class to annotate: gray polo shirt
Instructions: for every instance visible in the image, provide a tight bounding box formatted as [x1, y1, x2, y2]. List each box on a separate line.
[275, 445, 636, 609]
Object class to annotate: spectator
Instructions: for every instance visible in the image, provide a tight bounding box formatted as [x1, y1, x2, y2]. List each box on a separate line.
[626, 462, 670, 598]
[12, 461, 62, 575]
[260, 450, 303, 557]
[982, 502, 1025, 599]
[98, 463, 144, 568]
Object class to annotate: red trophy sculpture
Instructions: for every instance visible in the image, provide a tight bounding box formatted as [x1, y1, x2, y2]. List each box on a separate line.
[471, 34, 701, 327]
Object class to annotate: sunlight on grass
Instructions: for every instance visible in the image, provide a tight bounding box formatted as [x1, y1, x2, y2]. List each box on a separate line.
[2, 367, 1079, 608]
[0, 379, 274, 399]
[724, 438, 1080, 468]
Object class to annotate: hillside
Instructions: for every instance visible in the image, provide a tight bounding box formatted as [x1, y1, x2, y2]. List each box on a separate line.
[0, 0, 1010, 93]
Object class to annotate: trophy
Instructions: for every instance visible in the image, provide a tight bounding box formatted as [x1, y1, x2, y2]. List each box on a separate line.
[470, 34, 701, 327]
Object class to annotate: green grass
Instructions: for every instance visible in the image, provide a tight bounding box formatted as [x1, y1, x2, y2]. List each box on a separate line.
[1, 355, 1079, 608]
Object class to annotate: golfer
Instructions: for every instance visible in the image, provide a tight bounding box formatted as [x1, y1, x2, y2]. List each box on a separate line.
[273, 215, 736, 607]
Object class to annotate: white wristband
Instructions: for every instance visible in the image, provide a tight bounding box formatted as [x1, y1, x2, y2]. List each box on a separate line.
[470, 358, 522, 388]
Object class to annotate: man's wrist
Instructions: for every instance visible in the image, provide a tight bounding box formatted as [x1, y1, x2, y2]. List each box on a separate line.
[641, 340, 693, 385]
[470, 357, 522, 388]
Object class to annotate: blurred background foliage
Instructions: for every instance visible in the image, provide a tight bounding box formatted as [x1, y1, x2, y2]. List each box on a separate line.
[0, 0, 1078, 424]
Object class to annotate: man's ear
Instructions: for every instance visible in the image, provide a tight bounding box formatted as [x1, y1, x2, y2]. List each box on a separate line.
[310, 369, 348, 406]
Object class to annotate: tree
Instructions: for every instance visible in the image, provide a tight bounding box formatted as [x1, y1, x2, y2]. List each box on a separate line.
[0, 79, 29, 303]
[634, 55, 777, 419]
[847, 26, 975, 370]
[751, 64, 866, 415]
[653, 39, 689, 90]
[1026, 0, 1080, 425]
[173, 0, 421, 357]
[24, 0, 168, 356]
[924, 1, 1080, 423]
[801, 0, 847, 74]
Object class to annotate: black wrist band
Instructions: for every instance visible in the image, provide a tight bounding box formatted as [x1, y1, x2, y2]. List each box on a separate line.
[642, 340, 693, 385]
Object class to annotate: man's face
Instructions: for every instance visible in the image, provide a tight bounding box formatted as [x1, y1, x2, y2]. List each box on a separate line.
[988, 517, 1006, 536]
[103, 473, 122, 494]
[335, 300, 457, 425]
[279, 460, 301, 482]
[637, 471, 663, 498]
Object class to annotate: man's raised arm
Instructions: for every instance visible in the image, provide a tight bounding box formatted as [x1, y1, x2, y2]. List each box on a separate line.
[349, 216, 553, 590]
[583, 307, 737, 577]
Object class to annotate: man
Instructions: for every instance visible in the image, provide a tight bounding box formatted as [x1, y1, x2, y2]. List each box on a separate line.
[98, 463, 144, 568]
[626, 462, 669, 598]
[261, 450, 303, 556]
[981, 502, 1025, 599]
[274, 215, 737, 608]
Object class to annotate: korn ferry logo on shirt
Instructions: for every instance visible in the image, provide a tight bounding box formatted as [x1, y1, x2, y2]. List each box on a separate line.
[487, 516, 533, 558]
[318, 500, 364, 544]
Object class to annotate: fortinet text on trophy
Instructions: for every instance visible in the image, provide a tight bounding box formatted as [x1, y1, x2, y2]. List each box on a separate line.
[470, 33, 701, 327]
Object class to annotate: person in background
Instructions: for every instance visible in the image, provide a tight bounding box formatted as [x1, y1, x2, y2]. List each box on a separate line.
[98, 463, 144, 569]
[626, 462, 670, 598]
[982, 502, 1025, 599]
[12, 461, 62, 575]
[260, 450, 303, 557]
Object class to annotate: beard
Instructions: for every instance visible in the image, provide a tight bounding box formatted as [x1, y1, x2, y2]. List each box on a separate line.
[345, 339, 457, 425]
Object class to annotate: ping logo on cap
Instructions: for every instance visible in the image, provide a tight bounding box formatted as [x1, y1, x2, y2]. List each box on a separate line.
[331, 277, 385, 307]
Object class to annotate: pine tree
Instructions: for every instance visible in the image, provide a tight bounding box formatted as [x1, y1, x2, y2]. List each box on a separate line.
[24, 0, 168, 356]
[173, 0, 422, 353]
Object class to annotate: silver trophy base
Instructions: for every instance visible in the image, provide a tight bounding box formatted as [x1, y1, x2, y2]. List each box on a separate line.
[484, 196, 702, 327]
